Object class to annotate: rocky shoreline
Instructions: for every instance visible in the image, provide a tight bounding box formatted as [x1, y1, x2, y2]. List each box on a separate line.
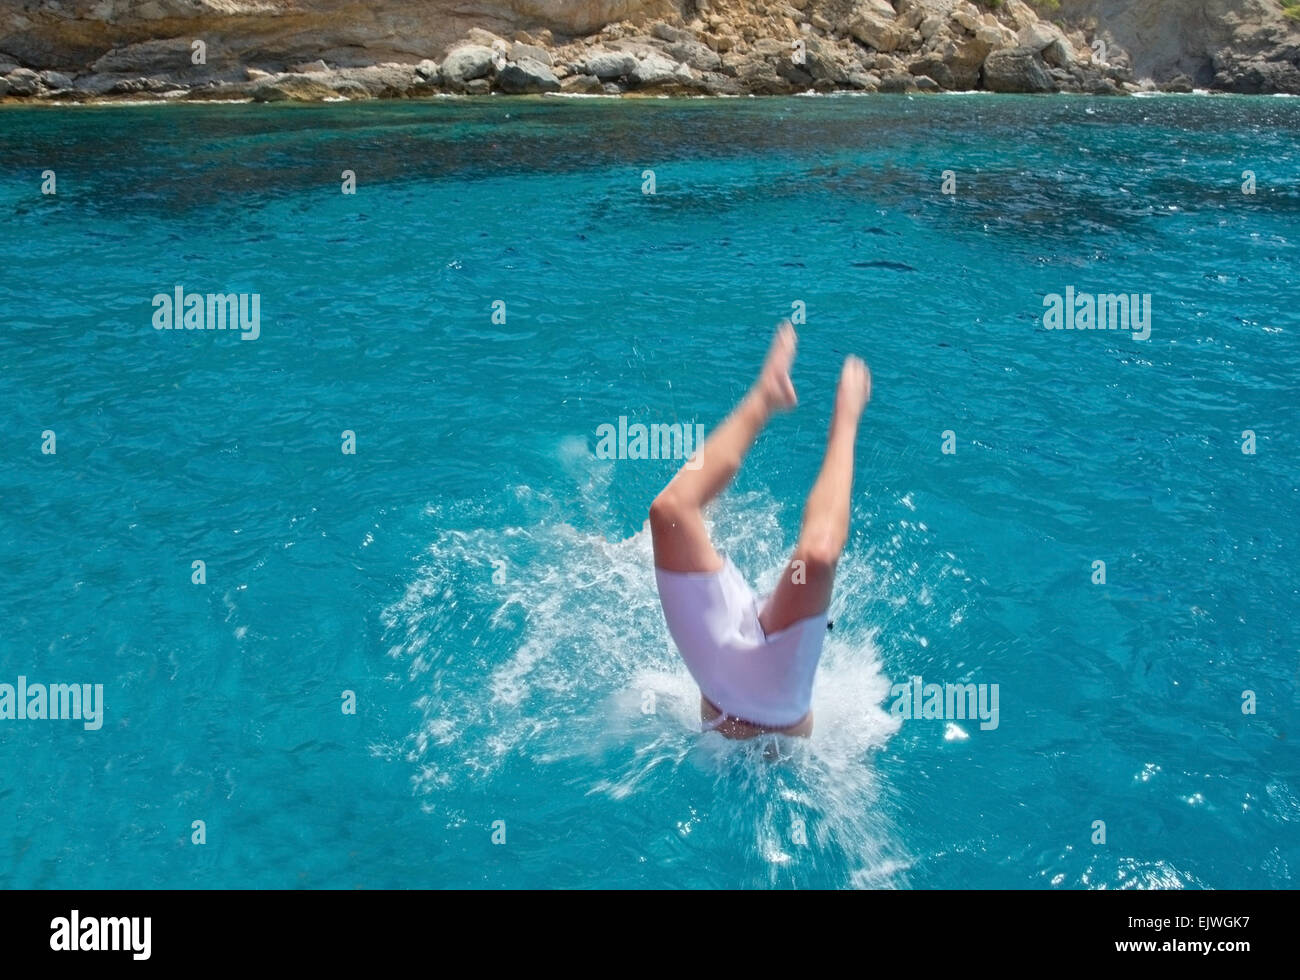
[1, 0, 1298, 104]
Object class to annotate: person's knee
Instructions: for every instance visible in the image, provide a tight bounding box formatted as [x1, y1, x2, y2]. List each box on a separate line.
[650, 489, 688, 532]
[794, 531, 842, 576]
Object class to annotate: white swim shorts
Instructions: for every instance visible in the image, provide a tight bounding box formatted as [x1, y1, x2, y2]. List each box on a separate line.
[655, 556, 828, 729]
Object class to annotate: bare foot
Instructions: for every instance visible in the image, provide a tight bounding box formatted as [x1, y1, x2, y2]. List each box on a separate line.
[754, 321, 798, 412]
[834, 355, 871, 423]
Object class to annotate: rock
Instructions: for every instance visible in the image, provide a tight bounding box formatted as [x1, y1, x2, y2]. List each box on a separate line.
[849, 11, 904, 53]
[1018, 22, 1054, 52]
[629, 50, 687, 87]
[909, 56, 953, 89]
[5, 68, 41, 95]
[0, 78, 9, 96]
[560, 72, 604, 93]
[918, 15, 944, 41]
[1001, 0, 1040, 33]
[1160, 72, 1193, 93]
[1213, 55, 1300, 94]
[251, 74, 337, 102]
[351, 64, 423, 96]
[877, 70, 917, 92]
[1055, 0, 1293, 92]
[944, 35, 994, 89]
[952, 6, 982, 34]
[726, 51, 797, 94]
[1104, 61, 1134, 83]
[72, 73, 116, 94]
[775, 53, 815, 87]
[982, 46, 1053, 93]
[913, 73, 940, 91]
[465, 28, 506, 49]
[601, 82, 622, 94]
[182, 82, 248, 101]
[873, 53, 907, 74]
[897, 3, 925, 32]
[666, 38, 722, 72]
[329, 79, 374, 99]
[698, 70, 744, 95]
[38, 70, 73, 90]
[1019, 21, 1074, 68]
[510, 42, 552, 66]
[750, 38, 789, 59]
[1043, 38, 1075, 70]
[464, 77, 491, 95]
[441, 45, 496, 84]
[3, 0, 1291, 100]
[650, 22, 688, 44]
[858, 0, 898, 17]
[801, 36, 851, 83]
[496, 58, 561, 93]
[583, 49, 638, 80]
[1066, 63, 1120, 95]
[92, 38, 179, 74]
[246, 68, 273, 81]
[108, 76, 176, 94]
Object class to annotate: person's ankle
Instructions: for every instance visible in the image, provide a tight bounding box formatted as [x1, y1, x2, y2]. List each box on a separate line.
[745, 385, 774, 417]
[830, 408, 861, 435]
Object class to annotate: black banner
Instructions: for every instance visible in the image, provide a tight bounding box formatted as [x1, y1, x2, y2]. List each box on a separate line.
[0, 888, 1283, 965]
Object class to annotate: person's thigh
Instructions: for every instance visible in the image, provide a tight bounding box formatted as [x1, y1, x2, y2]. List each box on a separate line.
[758, 551, 835, 634]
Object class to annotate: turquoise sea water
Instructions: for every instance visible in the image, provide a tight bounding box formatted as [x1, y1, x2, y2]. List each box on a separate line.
[1, 94, 1297, 889]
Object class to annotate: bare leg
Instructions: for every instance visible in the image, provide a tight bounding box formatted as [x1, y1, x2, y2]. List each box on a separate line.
[649, 323, 798, 573]
[759, 356, 871, 635]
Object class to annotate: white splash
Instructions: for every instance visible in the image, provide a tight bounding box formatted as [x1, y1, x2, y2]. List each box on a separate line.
[380, 472, 917, 887]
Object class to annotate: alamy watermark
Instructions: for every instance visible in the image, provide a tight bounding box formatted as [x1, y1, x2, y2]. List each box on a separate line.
[889, 675, 999, 731]
[595, 417, 704, 469]
[50, 910, 150, 959]
[0, 676, 104, 730]
[1042, 286, 1151, 340]
[152, 285, 260, 340]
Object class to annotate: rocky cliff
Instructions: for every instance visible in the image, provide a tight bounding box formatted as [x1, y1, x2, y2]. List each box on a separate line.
[1056, 0, 1300, 91]
[1, 0, 1297, 100]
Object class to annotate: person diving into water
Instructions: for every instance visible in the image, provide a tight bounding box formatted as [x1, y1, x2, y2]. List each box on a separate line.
[650, 323, 870, 740]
